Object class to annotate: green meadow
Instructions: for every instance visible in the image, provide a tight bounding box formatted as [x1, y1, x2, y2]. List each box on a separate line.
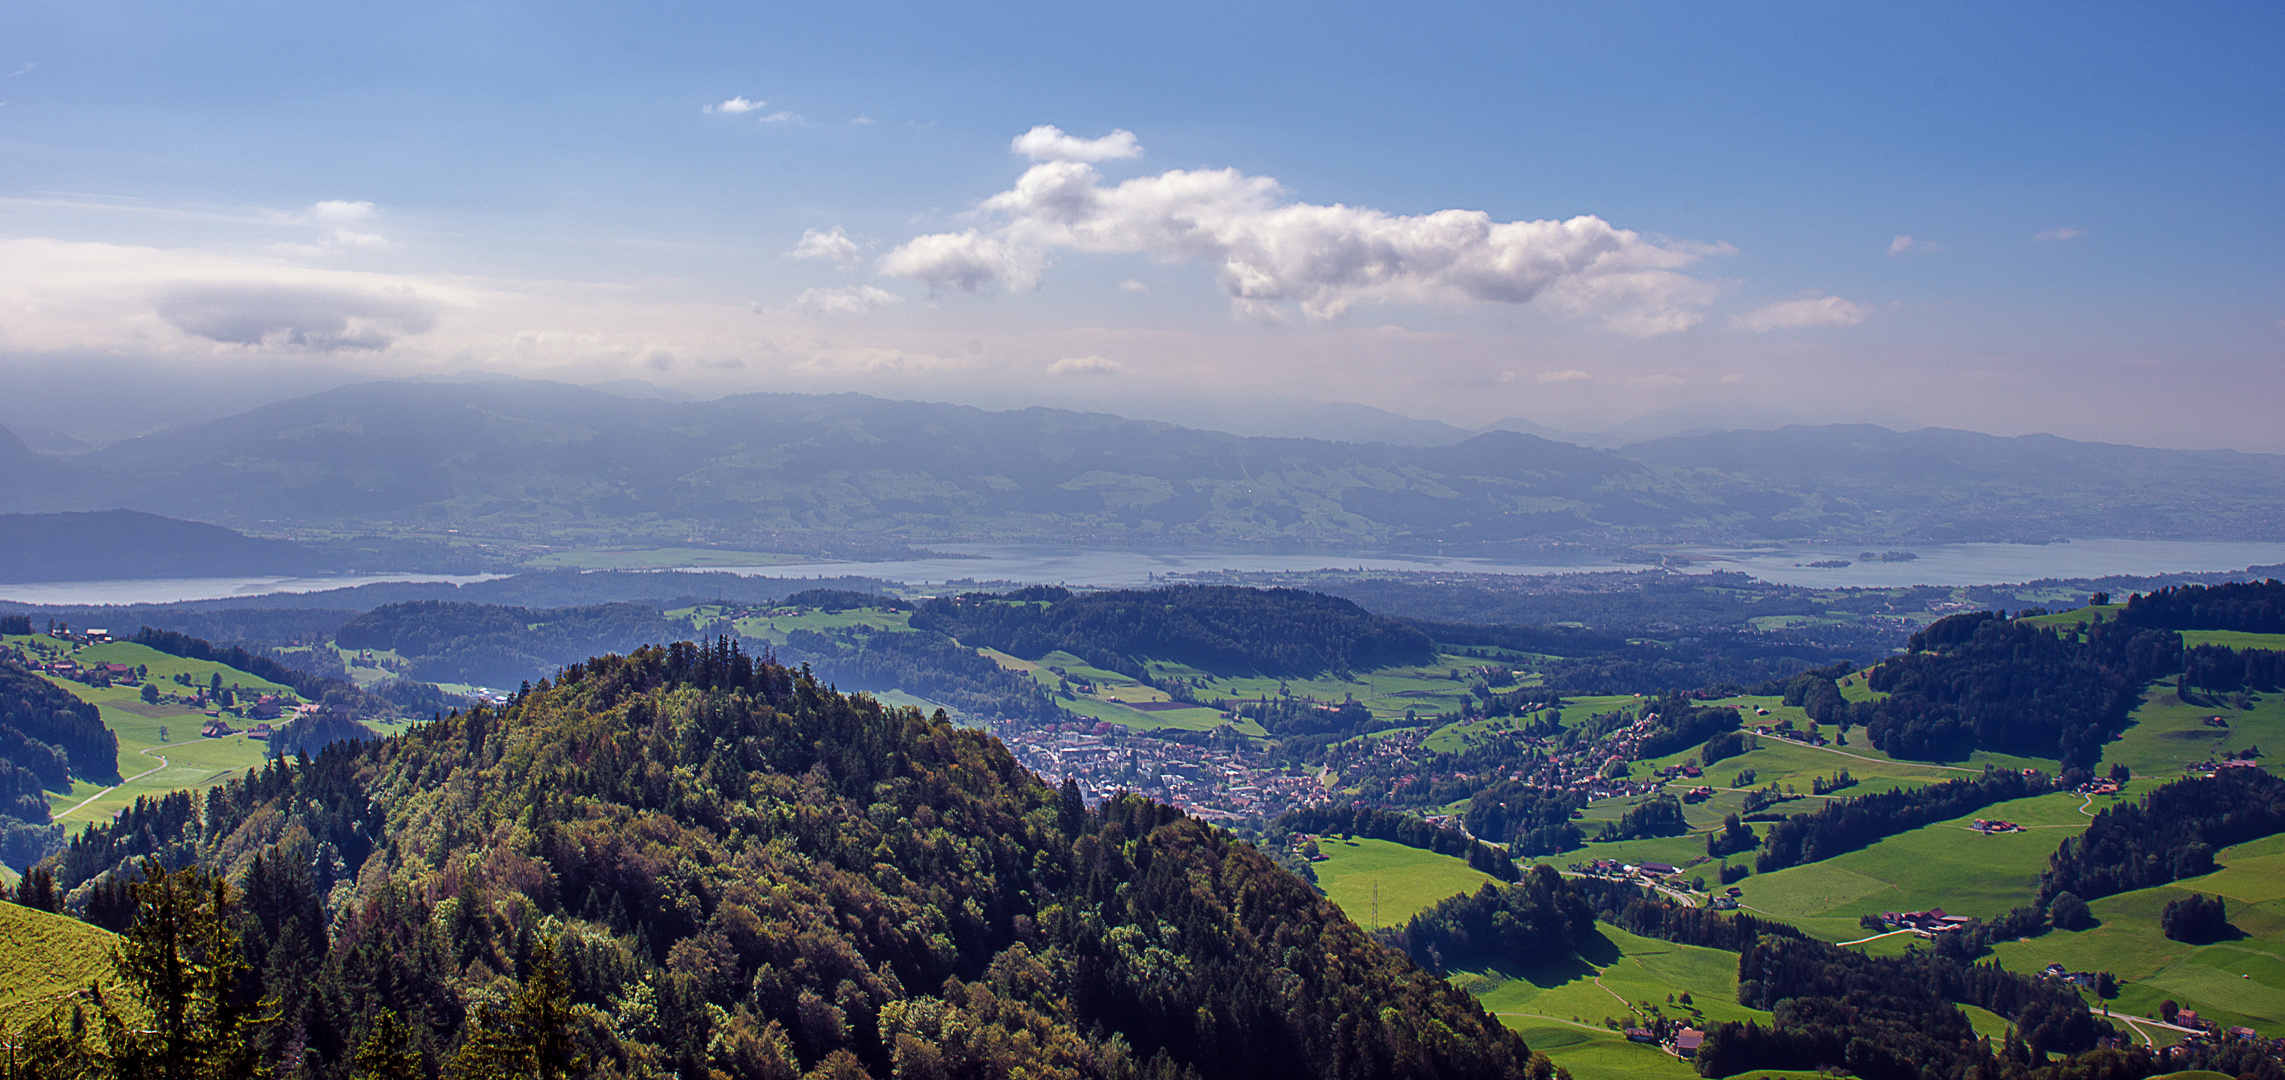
[0, 902, 117, 1019]
[1731, 790, 2112, 941]
[1990, 832, 2285, 1038]
[2101, 683, 2285, 781]
[983, 649, 1257, 733]
[1463, 924, 1764, 1080]
[1311, 838, 1498, 930]
[5, 636, 294, 824]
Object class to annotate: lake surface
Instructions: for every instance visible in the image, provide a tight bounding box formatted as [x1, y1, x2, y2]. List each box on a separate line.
[6, 538, 2283, 607]
[0, 573, 503, 607]
[708, 538, 2285, 590]
[1663, 539, 2285, 587]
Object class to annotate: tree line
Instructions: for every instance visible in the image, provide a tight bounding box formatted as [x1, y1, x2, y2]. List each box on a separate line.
[1272, 803, 1521, 881]
[7, 638, 1532, 1080]
[2041, 766, 2285, 903]
[910, 585, 1438, 679]
[1756, 768, 2052, 873]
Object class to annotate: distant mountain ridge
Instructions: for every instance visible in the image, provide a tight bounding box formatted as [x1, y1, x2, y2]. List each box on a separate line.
[0, 509, 338, 583]
[0, 379, 2278, 551]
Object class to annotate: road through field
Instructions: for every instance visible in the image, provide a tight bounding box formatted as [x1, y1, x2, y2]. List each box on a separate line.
[53, 734, 247, 822]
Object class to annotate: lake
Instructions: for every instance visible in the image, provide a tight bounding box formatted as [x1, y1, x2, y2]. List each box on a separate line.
[5, 538, 2282, 607]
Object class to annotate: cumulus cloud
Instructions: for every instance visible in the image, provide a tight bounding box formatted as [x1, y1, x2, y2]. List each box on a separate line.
[1730, 295, 1867, 332]
[790, 226, 860, 263]
[706, 96, 766, 114]
[1011, 126, 1143, 162]
[1537, 369, 1593, 384]
[1627, 373, 1686, 388]
[1047, 356, 1122, 376]
[310, 200, 375, 222]
[1119, 278, 1150, 293]
[880, 146, 1720, 332]
[158, 283, 442, 350]
[1888, 235, 1937, 256]
[2035, 226, 2086, 242]
[792, 284, 903, 314]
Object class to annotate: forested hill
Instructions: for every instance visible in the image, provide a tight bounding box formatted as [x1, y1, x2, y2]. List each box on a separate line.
[0, 509, 337, 583]
[334, 600, 687, 687]
[13, 378, 2284, 546]
[911, 585, 1437, 677]
[2118, 578, 2285, 632]
[28, 640, 1527, 1080]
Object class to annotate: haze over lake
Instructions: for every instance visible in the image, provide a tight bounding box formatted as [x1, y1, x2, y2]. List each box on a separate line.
[12, 538, 2283, 607]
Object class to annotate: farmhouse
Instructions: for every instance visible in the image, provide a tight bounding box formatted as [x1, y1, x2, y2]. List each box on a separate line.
[201, 718, 235, 738]
[1673, 1029, 1705, 1059]
[1881, 907, 1975, 933]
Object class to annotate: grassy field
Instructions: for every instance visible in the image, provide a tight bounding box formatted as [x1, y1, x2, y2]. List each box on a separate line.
[1462, 922, 1763, 1080]
[0, 902, 116, 1019]
[2178, 630, 2285, 650]
[983, 649, 1256, 733]
[1176, 654, 1501, 726]
[1311, 838, 1498, 930]
[2102, 683, 2285, 781]
[1731, 789, 2116, 941]
[4, 636, 292, 824]
[1989, 832, 2285, 1038]
[712, 604, 921, 645]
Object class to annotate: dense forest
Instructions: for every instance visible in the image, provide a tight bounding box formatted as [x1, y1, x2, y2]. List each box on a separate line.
[2118, 579, 2285, 633]
[1857, 612, 2181, 767]
[11, 640, 1530, 1080]
[911, 586, 1437, 679]
[776, 626, 1066, 723]
[0, 653, 115, 865]
[334, 600, 687, 687]
[2042, 767, 2285, 902]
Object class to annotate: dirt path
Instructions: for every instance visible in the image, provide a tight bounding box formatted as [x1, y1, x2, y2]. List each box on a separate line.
[1835, 927, 1921, 946]
[53, 734, 239, 822]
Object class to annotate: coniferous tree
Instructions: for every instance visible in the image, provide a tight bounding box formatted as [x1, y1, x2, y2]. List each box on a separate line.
[100, 858, 275, 1080]
[447, 938, 584, 1080]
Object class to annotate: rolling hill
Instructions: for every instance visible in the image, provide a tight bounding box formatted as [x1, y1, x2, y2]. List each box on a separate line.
[0, 379, 2279, 552]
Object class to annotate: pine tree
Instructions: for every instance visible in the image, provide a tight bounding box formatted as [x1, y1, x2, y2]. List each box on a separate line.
[352, 1009, 424, 1080]
[447, 938, 585, 1080]
[101, 858, 276, 1080]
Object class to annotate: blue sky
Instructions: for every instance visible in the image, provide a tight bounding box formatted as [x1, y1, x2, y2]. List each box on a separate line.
[1, 1, 2279, 448]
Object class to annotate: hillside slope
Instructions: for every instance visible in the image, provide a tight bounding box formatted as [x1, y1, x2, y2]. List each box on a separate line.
[35, 641, 1529, 1080]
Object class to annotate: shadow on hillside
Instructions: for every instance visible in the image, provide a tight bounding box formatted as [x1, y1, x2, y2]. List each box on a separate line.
[1469, 927, 1620, 989]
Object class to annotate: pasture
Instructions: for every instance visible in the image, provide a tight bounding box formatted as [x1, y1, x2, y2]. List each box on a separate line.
[1990, 832, 2285, 1038]
[1464, 923, 1765, 1080]
[2102, 683, 2285, 781]
[1311, 838, 1497, 929]
[3, 636, 292, 824]
[1731, 790, 2110, 941]
[0, 902, 116, 1018]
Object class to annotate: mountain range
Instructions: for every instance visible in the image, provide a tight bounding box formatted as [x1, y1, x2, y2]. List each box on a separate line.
[2, 379, 2280, 562]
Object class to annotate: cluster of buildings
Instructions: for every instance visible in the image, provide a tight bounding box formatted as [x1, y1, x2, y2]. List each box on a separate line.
[1971, 818, 2025, 834]
[990, 721, 1332, 822]
[1872, 907, 1977, 934]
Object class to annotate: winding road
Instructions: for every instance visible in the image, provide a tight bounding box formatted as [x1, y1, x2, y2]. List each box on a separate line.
[52, 733, 240, 823]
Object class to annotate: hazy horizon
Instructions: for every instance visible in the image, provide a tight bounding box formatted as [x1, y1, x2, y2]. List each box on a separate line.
[2, 3, 2279, 452]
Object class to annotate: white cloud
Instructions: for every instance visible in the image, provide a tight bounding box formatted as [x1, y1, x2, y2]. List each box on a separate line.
[2035, 226, 2086, 242]
[879, 147, 1720, 332]
[309, 200, 375, 222]
[848, 115, 875, 126]
[792, 285, 903, 314]
[1047, 356, 1123, 376]
[1537, 369, 1593, 384]
[1627, 373, 1686, 388]
[705, 96, 766, 114]
[158, 283, 441, 350]
[1720, 372, 1746, 384]
[1888, 234, 1938, 256]
[790, 226, 860, 263]
[1730, 295, 1867, 332]
[1010, 125, 1144, 162]
[1119, 278, 1150, 293]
